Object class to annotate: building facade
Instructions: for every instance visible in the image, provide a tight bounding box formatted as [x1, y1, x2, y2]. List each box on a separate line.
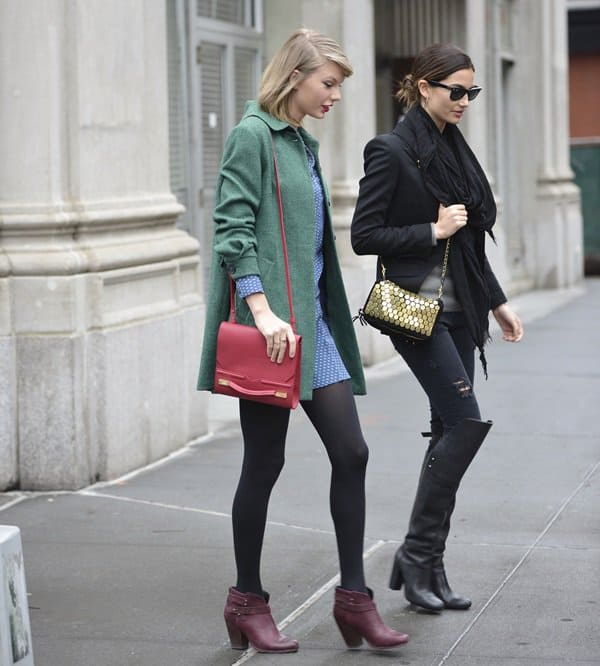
[168, 0, 583, 365]
[0, 0, 582, 490]
[567, 0, 600, 273]
[0, 1, 206, 490]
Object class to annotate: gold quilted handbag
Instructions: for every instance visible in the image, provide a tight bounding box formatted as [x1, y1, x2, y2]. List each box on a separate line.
[356, 239, 451, 341]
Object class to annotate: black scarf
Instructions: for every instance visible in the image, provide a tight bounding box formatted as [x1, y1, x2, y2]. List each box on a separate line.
[402, 105, 497, 376]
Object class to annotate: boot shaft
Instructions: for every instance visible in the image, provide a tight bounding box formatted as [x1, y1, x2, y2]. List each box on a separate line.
[426, 418, 492, 489]
[224, 587, 270, 615]
[404, 419, 492, 563]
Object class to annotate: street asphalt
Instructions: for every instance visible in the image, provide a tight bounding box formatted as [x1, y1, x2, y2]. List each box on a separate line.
[1, 278, 599, 666]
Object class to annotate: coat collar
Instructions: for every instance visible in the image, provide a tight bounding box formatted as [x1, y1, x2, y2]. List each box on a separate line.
[242, 100, 289, 131]
[242, 100, 320, 154]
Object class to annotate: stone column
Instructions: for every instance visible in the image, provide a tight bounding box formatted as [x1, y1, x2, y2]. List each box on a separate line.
[0, 0, 206, 489]
[534, 0, 583, 287]
[282, 0, 385, 364]
[464, 0, 509, 289]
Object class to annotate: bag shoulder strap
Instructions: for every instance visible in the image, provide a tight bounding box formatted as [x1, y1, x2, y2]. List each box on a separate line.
[437, 237, 451, 299]
[228, 132, 296, 332]
[270, 134, 296, 331]
[380, 236, 451, 299]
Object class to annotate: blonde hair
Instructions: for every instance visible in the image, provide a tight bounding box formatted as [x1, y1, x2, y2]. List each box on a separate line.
[259, 28, 353, 124]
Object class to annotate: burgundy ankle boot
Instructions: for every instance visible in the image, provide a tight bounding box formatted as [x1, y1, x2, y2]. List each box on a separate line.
[223, 587, 298, 653]
[333, 587, 409, 649]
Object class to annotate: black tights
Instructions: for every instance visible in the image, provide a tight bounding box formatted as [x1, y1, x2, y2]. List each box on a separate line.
[232, 380, 369, 595]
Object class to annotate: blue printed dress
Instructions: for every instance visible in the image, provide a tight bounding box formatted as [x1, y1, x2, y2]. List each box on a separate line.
[236, 137, 350, 391]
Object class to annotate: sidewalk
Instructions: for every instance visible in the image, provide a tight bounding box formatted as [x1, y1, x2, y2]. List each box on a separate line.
[1, 279, 599, 666]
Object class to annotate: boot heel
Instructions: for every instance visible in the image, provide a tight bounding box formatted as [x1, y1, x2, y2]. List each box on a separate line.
[334, 617, 363, 648]
[389, 556, 404, 590]
[333, 587, 409, 649]
[223, 588, 298, 653]
[224, 618, 249, 650]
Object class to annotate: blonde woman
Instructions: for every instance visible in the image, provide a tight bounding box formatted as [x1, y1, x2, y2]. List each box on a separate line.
[198, 29, 409, 653]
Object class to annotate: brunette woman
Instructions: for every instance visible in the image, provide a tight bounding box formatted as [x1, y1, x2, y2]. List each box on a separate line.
[198, 29, 409, 652]
[351, 43, 523, 612]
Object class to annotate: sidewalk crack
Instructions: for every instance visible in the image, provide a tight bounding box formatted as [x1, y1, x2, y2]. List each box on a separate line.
[436, 459, 600, 665]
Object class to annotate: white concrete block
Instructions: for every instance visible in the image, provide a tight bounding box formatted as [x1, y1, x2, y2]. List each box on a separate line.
[17, 335, 91, 490]
[88, 305, 205, 481]
[0, 279, 11, 335]
[11, 276, 88, 335]
[0, 526, 34, 666]
[0, 337, 18, 490]
[182, 305, 208, 440]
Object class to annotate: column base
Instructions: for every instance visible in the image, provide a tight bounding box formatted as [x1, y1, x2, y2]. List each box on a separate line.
[2, 224, 207, 490]
[535, 179, 584, 289]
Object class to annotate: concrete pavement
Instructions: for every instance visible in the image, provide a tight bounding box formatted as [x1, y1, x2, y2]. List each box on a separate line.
[1, 279, 599, 666]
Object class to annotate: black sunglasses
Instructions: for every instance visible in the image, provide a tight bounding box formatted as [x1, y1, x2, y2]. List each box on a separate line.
[426, 80, 482, 101]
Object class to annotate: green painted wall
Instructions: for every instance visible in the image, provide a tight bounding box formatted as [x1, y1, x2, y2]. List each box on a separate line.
[571, 144, 600, 272]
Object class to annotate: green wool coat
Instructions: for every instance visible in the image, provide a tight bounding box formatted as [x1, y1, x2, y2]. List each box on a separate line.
[197, 101, 366, 401]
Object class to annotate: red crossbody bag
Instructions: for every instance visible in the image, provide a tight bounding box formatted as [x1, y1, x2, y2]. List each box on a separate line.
[213, 137, 302, 409]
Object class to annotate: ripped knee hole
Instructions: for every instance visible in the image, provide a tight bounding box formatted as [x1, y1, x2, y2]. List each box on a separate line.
[452, 377, 473, 398]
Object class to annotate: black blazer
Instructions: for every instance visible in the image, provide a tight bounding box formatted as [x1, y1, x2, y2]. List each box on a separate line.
[351, 120, 506, 309]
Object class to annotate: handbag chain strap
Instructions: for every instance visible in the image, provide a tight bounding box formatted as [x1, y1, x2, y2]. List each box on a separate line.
[437, 236, 451, 299]
[228, 134, 296, 332]
[380, 236, 452, 300]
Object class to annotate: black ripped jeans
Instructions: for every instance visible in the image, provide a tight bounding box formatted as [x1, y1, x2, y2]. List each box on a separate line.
[390, 311, 481, 436]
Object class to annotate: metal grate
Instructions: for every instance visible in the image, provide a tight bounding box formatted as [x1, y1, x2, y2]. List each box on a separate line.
[234, 47, 258, 122]
[197, 0, 253, 26]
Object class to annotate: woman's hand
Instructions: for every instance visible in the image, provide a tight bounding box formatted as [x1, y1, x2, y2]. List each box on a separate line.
[434, 203, 468, 240]
[245, 293, 297, 363]
[492, 303, 524, 342]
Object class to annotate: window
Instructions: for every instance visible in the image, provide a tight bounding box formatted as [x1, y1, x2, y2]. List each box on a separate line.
[197, 0, 257, 27]
[234, 46, 258, 122]
[166, 0, 192, 232]
[165, 0, 262, 289]
[199, 42, 226, 192]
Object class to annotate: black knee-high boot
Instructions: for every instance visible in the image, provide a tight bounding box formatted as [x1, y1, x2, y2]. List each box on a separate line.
[390, 419, 492, 610]
[431, 493, 471, 609]
[388, 430, 444, 611]
[418, 432, 471, 610]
